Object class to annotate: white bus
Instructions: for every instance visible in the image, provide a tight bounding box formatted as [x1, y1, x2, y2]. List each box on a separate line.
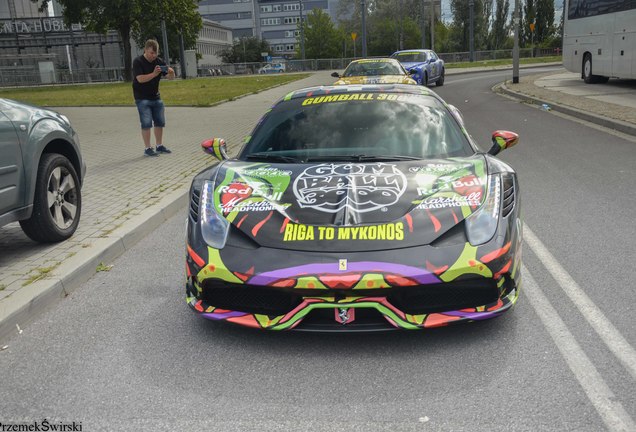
[563, 0, 636, 83]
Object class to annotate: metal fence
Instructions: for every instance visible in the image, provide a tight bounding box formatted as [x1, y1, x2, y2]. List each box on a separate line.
[0, 66, 124, 87]
[199, 48, 558, 75]
[0, 49, 560, 87]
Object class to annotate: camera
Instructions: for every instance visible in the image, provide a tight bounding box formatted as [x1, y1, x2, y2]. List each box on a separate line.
[159, 65, 168, 74]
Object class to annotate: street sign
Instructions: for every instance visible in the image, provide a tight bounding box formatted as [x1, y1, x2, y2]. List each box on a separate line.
[351, 32, 357, 41]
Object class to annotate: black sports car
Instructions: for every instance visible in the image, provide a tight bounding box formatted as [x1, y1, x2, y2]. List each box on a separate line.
[186, 84, 521, 331]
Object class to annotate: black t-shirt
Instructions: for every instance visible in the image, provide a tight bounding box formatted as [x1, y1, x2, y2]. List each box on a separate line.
[132, 54, 167, 100]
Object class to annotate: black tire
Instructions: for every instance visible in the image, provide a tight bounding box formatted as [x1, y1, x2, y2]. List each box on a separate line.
[583, 54, 609, 84]
[20, 153, 81, 243]
[436, 69, 445, 86]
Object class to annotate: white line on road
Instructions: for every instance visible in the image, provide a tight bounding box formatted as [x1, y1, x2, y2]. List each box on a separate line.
[524, 224, 636, 381]
[522, 266, 635, 432]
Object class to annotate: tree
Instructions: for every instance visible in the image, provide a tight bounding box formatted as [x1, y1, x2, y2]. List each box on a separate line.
[449, 0, 489, 52]
[535, 0, 555, 44]
[367, 15, 421, 55]
[522, 0, 536, 47]
[299, 8, 342, 59]
[489, 0, 510, 50]
[134, 2, 202, 65]
[32, 0, 201, 81]
[335, 0, 364, 57]
[367, 0, 424, 54]
[219, 37, 270, 64]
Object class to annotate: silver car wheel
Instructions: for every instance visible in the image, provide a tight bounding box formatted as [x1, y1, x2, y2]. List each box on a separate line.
[46, 166, 78, 229]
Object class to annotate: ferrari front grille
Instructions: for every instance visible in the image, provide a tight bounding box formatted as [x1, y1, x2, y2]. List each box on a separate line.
[200, 280, 303, 316]
[199, 279, 500, 317]
[386, 280, 499, 314]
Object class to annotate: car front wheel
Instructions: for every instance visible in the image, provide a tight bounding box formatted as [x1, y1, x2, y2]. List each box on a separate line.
[20, 153, 81, 243]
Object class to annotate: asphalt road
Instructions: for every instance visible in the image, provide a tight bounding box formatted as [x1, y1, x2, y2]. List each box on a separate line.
[0, 68, 634, 432]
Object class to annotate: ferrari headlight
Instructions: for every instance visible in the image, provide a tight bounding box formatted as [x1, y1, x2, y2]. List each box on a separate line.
[465, 175, 501, 246]
[200, 181, 230, 249]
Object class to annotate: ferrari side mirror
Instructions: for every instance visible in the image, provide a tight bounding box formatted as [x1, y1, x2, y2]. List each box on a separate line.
[488, 130, 519, 156]
[201, 138, 229, 161]
[331, 71, 340, 78]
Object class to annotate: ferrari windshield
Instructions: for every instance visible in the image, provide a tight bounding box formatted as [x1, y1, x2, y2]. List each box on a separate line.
[239, 92, 473, 161]
[392, 52, 429, 63]
[342, 60, 406, 77]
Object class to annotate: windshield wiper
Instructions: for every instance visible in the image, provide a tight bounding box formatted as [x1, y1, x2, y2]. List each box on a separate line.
[245, 153, 302, 163]
[306, 154, 421, 162]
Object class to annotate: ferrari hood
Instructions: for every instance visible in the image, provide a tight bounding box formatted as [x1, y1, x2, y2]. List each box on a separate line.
[208, 156, 488, 251]
[400, 62, 425, 70]
[334, 75, 416, 85]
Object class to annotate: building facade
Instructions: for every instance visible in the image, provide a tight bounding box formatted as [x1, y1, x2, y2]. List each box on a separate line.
[258, 0, 329, 58]
[199, 0, 257, 39]
[0, 0, 47, 19]
[0, 1, 234, 81]
[196, 18, 233, 66]
[0, 0, 123, 75]
[199, 0, 334, 59]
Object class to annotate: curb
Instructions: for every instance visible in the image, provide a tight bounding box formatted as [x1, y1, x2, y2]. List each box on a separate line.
[0, 188, 188, 342]
[496, 82, 636, 137]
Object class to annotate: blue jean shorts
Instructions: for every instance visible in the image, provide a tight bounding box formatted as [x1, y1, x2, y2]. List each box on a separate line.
[135, 99, 165, 129]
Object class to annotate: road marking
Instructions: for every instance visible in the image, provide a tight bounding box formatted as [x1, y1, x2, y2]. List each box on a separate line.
[524, 224, 636, 381]
[522, 267, 635, 432]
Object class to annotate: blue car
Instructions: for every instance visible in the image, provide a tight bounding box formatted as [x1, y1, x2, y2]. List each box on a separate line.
[390, 49, 445, 87]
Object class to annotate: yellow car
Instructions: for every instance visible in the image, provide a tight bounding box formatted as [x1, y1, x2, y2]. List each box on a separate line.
[331, 58, 417, 85]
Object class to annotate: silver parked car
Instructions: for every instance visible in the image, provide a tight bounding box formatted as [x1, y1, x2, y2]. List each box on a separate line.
[0, 98, 85, 242]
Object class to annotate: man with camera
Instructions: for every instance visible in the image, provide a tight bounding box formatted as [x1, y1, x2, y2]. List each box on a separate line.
[132, 39, 175, 157]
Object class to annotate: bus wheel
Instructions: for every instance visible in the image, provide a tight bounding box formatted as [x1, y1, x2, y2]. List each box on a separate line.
[583, 54, 609, 84]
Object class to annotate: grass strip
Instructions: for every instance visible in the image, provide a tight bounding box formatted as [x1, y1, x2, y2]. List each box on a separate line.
[0, 73, 311, 107]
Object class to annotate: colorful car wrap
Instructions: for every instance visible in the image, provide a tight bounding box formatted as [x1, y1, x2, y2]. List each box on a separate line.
[186, 85, 521, 331]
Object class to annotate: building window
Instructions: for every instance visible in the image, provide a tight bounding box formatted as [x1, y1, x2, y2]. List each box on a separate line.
[260, 5, 272, 13]
[273, 4, 282, 11]
[261, 18, 281, 26]
[284, 16, 301, 24]
[283, 3, 301, 11]
[286, 44, 295, 51]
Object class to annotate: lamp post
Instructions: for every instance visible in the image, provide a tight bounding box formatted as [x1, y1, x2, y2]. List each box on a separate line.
[161, 19, 170, 64]
[242, 37, 246, 68]
[360, 0, 367, 57]
[420, 0, 426, 49]
[468, 0, 474, 62]
[299, 0, 305, 61]
[430, 0, 434, 50]
[512, 0, 520, 83]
